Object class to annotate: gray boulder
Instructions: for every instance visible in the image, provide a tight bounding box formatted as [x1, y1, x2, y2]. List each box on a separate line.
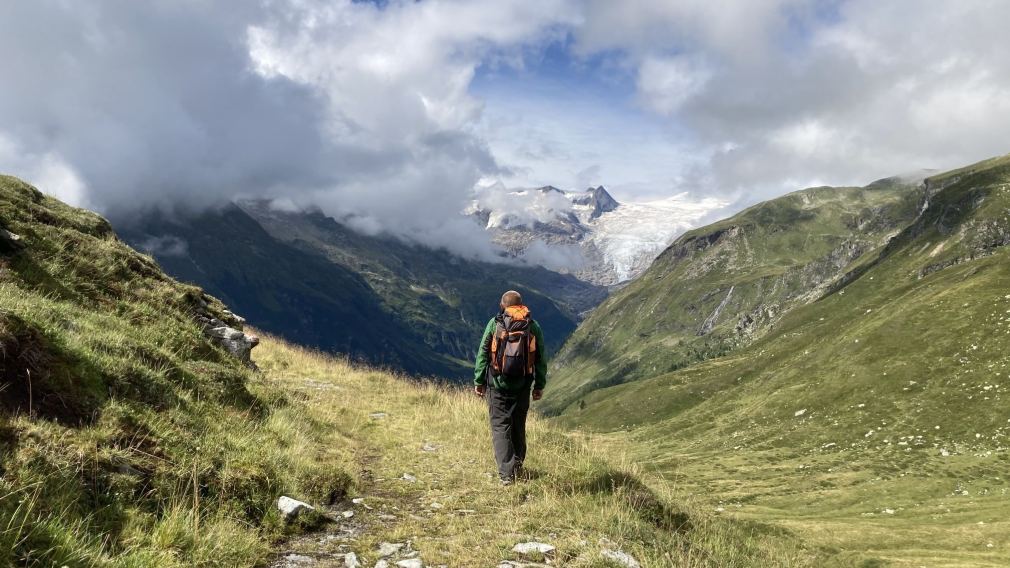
[512, 542, 555, 557]
[205, 325, 259, 364]
[277, 496, 314, 520]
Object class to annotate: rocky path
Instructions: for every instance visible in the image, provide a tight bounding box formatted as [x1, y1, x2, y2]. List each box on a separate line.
[267, 376, 643, 568]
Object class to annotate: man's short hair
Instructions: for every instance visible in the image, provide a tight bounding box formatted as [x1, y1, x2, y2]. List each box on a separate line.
[500, 290, 523, 307]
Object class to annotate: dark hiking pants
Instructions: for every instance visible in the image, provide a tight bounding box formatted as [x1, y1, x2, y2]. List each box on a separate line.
[487, 385, 531, 480]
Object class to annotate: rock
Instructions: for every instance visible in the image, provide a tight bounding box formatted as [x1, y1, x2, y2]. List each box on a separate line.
[421, 443, 438, 452]
[369, 412, 388, 420]
[0, 226, 24, 254]
[277, 496, 314, 520]
[512, 542, 555, 557]
[395, 560, 422, 568]
[401, 473, 417, 483]
[600, 548, 641, 568]
[378, 542, 405, 558]
[429, 502, 443, 509]
[374, 561, 390, 568]
[205, 325, 260, 365]
[282, 554, 315, 565]
[222, 309, 247, 324]
[345, 552, 361, 568]
[341, 510, 354, 519]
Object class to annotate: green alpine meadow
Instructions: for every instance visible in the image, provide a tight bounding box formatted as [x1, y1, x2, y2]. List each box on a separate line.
[549, 156, 1010, 565]
[0, 175, 813, 566]
[3, 2, 1010, 567]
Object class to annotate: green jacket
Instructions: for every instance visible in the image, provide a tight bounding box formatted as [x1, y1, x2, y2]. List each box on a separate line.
[473, 316, 547, 391]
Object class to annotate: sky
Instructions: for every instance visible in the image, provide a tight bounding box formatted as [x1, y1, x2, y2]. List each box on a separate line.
[1, 0, 1009, 260]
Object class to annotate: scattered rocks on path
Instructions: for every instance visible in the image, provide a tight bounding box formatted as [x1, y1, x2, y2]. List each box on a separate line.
[277, 496, 315, 521]
[279, 553, 315, 566]
[394, 559, 422, 568]
[600, 548, 641, 568]
[344, 552, 361, 568]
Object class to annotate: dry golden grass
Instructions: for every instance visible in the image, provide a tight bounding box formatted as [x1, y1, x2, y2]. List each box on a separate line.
[253, 333, 816, 567]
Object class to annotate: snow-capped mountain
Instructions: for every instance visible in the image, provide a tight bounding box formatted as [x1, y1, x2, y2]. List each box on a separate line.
[470, 184, 726, 286]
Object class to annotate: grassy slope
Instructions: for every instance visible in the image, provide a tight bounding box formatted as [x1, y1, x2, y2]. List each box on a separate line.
[0, 175, 815, 566]
[556, 157, 1010, 565]
[543, 178, 923, 415]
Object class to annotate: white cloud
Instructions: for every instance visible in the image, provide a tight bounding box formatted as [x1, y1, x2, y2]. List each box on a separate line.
[636, 55, 712, 116]
[2, 0, 1010, 265]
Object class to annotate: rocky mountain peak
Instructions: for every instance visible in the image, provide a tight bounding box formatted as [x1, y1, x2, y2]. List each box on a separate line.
[587, 185, 619, 219]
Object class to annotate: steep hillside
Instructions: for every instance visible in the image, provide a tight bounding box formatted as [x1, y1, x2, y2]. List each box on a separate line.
[119, 203, 606, 380]
[0, 175, 815, 566]
[556, 156, 1010, 564]
[544, 176, 924, 414]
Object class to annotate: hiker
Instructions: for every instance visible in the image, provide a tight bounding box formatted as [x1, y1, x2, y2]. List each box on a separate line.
[473, 290, 547, 485]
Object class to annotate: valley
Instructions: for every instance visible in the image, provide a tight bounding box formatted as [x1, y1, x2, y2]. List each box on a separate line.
[552, 156, 1010, 565]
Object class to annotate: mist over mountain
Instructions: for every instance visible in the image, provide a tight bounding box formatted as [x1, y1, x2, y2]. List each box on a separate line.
[118, 201, 607, 380]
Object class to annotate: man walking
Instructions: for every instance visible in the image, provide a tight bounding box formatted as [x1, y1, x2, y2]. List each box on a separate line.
[473, 290, 547, 485]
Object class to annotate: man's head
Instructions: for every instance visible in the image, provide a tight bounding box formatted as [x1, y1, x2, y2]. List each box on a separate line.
[500, 290, 523, 309]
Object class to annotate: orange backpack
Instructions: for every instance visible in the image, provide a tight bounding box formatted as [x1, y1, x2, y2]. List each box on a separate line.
[490, 305, 537, 378]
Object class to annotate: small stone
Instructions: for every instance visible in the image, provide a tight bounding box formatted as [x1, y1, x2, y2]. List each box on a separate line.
[352, 498, 366, 504]
[421, 443, 439, 452]
[512, 542, 555, 557]
[369, 412, 388, 420]
[429, 502, 443, 509]
[342, 510, 354, 519]
[375, 561, 390, 568]
[283, 554, 315, 565]
[345, 552, 361, 568]
[277, 496, 314, 520]
[378, 542, 405, 558]
[378, 514, 397, 521]
[395, 560, 423, 568]
[401, 473, 417, 483]
[601, 548, 641, 568]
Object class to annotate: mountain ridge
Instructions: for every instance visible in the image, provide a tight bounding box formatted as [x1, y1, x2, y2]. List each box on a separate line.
[118, 201, 607, 380]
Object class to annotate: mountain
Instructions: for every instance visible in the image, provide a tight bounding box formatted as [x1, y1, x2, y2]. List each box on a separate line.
[0, 174, 815, 566]
[471, 184, 725, 286]
[119, 202, 607, 380]
[542, 175, 925, 414]
[550, 155, 1010, 564]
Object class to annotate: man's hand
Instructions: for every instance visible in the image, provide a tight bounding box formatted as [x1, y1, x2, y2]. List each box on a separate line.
[532, 389, 543, 401]
[474, 384, 486, 398]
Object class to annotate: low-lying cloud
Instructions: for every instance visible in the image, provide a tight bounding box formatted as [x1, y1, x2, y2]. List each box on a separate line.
[2, 0, 1009, 264]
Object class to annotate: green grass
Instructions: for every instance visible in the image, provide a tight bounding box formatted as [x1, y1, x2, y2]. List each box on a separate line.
[0, 174, 817, 566]
[552, 156, 1010, 565]
[543, 177, 925, 416]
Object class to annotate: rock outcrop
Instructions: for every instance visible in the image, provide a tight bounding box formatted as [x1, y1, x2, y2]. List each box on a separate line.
[193, 294, 259, 366]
